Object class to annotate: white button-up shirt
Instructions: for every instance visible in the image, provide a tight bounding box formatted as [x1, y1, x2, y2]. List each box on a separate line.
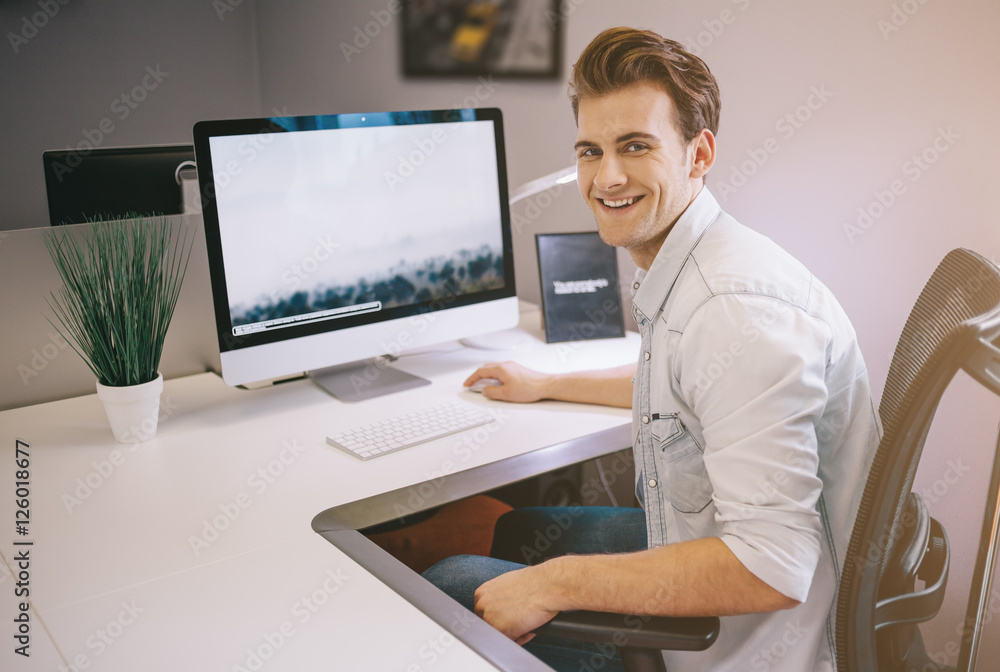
[630, 188, 880, 672]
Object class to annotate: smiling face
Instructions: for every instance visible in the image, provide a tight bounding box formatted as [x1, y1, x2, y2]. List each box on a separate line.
[575, 82, 715, 270]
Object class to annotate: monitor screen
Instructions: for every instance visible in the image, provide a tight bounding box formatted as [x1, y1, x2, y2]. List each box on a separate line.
[193, 109, 517, 400]
[42, 144, 194, 226]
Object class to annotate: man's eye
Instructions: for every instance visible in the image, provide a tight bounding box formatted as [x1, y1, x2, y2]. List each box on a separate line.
[578, 148, 601, 158]
[625, 143, 647, 152]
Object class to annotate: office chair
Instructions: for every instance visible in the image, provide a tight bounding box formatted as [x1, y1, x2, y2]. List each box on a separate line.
[535, 610, 718, 672]
[836, 248, 1000, 671]
[535, 249, 1000, 672]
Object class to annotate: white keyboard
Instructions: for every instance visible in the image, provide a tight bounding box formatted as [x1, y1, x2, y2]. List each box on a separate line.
[327, 401, 496, 461]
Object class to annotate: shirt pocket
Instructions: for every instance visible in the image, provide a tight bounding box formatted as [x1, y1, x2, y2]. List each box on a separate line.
[651, 414, 714, 514]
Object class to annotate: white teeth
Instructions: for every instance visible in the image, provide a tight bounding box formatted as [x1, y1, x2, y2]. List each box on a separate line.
[603, 197, 635, 208]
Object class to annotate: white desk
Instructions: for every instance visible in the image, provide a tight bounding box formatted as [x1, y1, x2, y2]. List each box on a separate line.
[0, 309, 640, 671]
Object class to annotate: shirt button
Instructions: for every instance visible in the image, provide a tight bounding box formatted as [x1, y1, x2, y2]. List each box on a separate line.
[642, 415, 650, 424]
[644, 352, 650, 361]
[633, 282, 640, 290]
[648, 478, 658, 488]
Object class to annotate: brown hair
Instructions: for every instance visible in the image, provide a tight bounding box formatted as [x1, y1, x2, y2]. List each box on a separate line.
[569, 27, 721, 142]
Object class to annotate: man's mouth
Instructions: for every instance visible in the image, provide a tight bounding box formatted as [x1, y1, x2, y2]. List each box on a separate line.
[599, 196, 643, 209]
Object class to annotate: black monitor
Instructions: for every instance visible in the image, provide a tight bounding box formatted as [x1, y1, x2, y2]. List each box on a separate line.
[42, 144, 195, 226]
[192, 108, 518, 401]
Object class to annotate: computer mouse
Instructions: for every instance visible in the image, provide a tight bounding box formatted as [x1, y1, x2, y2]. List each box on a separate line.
[468, 377, 503, 393]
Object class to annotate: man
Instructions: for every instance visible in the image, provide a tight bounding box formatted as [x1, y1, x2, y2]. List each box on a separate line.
[424, 27, 879, 672]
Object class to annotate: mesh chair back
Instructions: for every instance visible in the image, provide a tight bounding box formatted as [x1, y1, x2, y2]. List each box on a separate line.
[836, 249, 1000, 671]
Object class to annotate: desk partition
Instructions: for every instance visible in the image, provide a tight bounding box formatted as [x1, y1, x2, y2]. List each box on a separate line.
[1, 214, 220, 411]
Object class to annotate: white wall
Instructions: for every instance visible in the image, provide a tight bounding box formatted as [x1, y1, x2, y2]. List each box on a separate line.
[3, 0, 999, 664]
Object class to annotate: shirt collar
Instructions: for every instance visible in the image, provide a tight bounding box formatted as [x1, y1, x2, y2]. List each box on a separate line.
[631, 187, 722, 321]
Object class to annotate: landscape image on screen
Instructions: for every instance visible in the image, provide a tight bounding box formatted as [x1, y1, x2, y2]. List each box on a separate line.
[230, 243, 504, 327]
[209, 117, 506, 330]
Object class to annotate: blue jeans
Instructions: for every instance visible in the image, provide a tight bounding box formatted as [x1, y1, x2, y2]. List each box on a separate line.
[422, 506, 647, 672]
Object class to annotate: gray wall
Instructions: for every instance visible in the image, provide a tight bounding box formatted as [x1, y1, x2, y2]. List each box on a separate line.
[3, 0, 1000, 664]
[0, 0, 262, 229]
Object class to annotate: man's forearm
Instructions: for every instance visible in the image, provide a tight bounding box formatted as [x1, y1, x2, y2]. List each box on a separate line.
[541, 537, 799, 617]
[542, 363, 635, 408]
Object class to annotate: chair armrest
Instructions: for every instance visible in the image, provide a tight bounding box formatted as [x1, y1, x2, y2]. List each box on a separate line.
[535, 610, 720, 651]
[875, 518, 950, 630]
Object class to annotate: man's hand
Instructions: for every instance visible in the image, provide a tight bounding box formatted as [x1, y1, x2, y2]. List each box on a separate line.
[464, 361, 553, 403]
[474, 565, 559, 645]
[464, 361, 636, 408]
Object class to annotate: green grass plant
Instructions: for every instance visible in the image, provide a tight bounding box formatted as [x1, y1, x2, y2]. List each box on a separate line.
[44, 215, 194, 387]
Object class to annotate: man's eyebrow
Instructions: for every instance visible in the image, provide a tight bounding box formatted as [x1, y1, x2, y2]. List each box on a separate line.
[574, 132, 660, 151]
[616, 131, 659, 144]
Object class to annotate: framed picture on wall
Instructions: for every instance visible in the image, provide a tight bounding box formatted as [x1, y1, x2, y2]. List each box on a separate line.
[401, 0, 563, 80]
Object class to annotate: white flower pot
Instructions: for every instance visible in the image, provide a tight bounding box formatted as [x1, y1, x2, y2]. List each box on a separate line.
[95, 373, 164, 443]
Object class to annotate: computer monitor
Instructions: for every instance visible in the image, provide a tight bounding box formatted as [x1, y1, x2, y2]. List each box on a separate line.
[42, 144, 195, 226]
[192, 108, 518, 401]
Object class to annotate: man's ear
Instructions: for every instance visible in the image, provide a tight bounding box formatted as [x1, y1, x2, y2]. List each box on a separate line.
[689, 129, 716, 180]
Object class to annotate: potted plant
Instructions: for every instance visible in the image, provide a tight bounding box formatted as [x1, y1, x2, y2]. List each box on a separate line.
[45, 214, 193, 443]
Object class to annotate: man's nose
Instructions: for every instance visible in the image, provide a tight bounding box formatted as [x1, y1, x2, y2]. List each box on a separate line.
[594, 154, 626, 191]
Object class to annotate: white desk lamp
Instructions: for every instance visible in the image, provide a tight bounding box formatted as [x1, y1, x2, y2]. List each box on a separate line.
[459, 165, 578, 350]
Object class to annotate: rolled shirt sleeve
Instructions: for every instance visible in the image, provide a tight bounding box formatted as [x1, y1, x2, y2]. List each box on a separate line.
[675, 293, 831, 602]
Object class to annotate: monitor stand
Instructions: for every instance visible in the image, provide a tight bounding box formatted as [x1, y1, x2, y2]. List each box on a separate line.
[310, 359, 430, 403]
[460, 328, 534, 351]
